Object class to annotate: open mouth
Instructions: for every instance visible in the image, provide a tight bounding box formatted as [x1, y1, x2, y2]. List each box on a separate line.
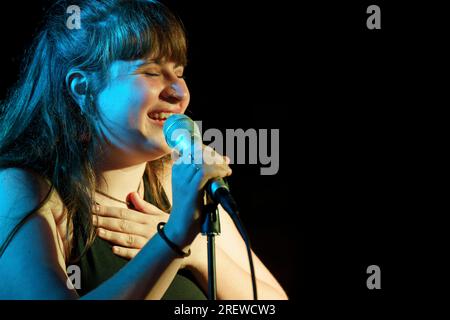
[147, 111, 174, 124]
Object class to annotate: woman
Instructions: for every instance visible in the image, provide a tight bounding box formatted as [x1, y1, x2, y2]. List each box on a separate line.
[0, 0, 287, 299]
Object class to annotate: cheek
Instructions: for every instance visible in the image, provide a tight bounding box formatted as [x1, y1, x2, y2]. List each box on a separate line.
[97, 78, 152, 129]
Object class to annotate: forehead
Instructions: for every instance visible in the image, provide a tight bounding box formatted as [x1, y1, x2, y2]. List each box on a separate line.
[107, 60, 143, 77]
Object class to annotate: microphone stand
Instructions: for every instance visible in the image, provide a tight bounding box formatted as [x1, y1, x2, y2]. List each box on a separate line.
[201, 196, 221, 300]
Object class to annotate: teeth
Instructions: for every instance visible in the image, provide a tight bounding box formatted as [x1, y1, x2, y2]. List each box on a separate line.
[149, 112, 173, 120]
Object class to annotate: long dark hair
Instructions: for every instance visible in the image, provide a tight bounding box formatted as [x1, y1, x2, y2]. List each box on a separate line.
[0, 0, 186, 261]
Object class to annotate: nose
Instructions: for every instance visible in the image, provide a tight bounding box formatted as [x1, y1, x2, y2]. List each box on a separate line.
[161, 81, 188, 102]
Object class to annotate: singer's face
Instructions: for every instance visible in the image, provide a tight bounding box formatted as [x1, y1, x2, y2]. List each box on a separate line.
[95, 58, 190, 160]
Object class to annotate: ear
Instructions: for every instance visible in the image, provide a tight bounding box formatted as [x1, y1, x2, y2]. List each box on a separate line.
[66, 69, 89, 112]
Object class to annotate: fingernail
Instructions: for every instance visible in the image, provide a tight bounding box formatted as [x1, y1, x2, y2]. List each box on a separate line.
[128, 192, 138, 203]
[113, 247, 119, 253]
[98, 229, 105, 236]
[126, 194, 132, 203]
[92, 204, 100, 212]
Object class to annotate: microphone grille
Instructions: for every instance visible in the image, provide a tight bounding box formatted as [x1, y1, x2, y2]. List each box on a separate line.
[163, 114, 201, 149]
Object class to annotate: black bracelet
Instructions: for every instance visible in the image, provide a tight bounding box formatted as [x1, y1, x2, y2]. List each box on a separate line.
[157, 222, 191, 257]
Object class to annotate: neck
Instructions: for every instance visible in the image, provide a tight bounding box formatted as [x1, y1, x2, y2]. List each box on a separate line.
[94, 159, 147, 208]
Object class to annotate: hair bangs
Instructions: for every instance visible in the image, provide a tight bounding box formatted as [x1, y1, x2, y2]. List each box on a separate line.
[106, 0, 187, 67]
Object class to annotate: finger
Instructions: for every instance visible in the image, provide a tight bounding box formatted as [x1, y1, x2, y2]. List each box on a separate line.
[97, 228, 148, 249]
[190, 165, 207, 190]
[194, 165, 232, 190]
[94, 216, 151, 238]
[112, 246, 139, 260]
[93, 204, 160, 223]
[202, 146, 229, 165]
[204, 163, 232, 179]
[128, 192, 166, 216]
[202, 149, 220, 165]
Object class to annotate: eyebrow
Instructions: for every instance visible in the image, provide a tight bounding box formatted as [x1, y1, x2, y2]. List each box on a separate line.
[138, 60, 185, 68]
[138, 60, 158, 67]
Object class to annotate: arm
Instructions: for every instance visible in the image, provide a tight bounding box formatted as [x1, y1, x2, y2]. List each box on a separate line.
[0, 166, 204, 300]
[93, 195, 289, 300]
[93, 188, 288, 299]
[0, 209, 186, 299]
[0, 167, 78, 299]
[186, 205, 289, 300]
[93, 149, 288, 299]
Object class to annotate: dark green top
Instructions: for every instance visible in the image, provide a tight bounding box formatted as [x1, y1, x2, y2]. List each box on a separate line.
[75, 176, 207, 300]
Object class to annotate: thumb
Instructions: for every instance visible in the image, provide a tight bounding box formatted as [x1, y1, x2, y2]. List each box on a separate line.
[128, 192, 161, 215]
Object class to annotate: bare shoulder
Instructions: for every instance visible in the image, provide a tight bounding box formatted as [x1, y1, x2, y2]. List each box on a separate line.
[0, 168, 75, 299]
[0, 167, 51, 220]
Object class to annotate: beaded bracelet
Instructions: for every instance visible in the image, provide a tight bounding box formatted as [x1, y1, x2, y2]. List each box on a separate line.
[157, 222, 191, 257]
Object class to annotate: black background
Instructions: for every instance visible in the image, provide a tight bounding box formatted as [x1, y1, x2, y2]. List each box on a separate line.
[0, 0, 434, 314]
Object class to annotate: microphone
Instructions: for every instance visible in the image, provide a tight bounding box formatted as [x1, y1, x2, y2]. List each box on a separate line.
[163, 114, 257, 300]
[163, 114, 239, 216]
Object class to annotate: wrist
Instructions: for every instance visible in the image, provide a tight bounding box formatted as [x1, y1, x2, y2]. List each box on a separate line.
[163, 221, 193, 252]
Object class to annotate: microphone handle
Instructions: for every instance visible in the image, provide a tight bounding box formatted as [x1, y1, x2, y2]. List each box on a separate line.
[207, 178, 239, 217]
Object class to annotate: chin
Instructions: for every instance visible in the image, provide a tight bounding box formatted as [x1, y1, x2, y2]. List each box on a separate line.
[138, 122, 174, 158]
[144, 143, 172, 161]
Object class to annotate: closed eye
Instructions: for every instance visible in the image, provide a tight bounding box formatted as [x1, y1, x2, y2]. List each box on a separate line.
[144, 72, 160, 77]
